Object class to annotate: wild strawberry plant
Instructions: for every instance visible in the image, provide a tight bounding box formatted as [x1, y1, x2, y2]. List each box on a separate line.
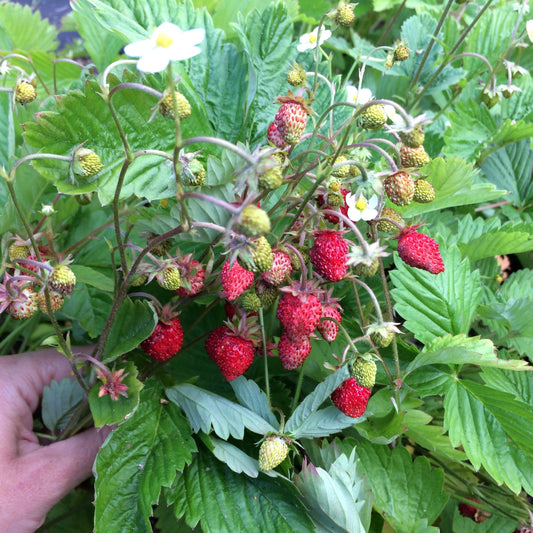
[1, 0, 533, 531]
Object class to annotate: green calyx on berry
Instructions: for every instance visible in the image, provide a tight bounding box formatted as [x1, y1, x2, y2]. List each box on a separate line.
[15, 80, 37, 104]
[238, 236, 274, 272]
[159, 90, 191, 120]
[258, 435, 290, 471]
[178, 150, 206, 186]
[399, 124, 425, 148]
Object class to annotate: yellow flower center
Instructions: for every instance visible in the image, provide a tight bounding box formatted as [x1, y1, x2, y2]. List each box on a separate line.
[309, 34, 317, 43]
[156, 31, 174, 48]
[355, 197, 367, 211]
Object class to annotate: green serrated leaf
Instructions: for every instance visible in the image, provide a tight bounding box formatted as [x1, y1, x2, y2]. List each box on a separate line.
[480, 139, 533, 206]
[405, 334, 530, 375]
[354, 441, 448, 532]
[166, 383, 277, 439]
[285, 365, 350, 438]
[230, 376, 279, 427]
[89, 361, 143, 427]
[0, 2, 58, 52]
[295, 449, 372, 533]
[206, 435, 259, 478]
[69, 264, 114, 292]
[444, 379, 533, 494]
[403, 410, 468, 463]
[0, 91, 14, 169]
[482, 363, 533, 405]
[166, 447, 314, 533]
[41, 377, 85, 432]
[396, 157, 505, 218]
[61, 284, 113, 338]
[72, 0, 124, 72]
[390, 245, 481, 344]
[102, 299, 157, 362]
[94, 380, 196, 533]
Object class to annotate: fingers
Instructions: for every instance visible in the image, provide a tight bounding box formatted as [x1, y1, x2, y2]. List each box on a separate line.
[12, 427, 108, 514]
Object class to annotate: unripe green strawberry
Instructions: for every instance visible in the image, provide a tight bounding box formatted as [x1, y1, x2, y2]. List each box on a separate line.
[150, 239, 172, 257]
[49, 264, 76, 295]
[326, 191, 345, 207]
[255, 280, 279, 309]
[158, 265, 181, 290]
[181, 158, 205, 186]
[376, 207, 404, 232]
[413, 179, 435, 203]
[399, 125, 425, 148]
[8, 287, 38, 319]
[38, 290, 64, 313]
[481, 91, 499, 108]
[327, 154, 350, 178]
[400, 145, 431, 168]
[393, 41, 409, 62]
[384, 171, 414, 206]
[370, 330, 394, 348]
[250, 237, 274, 272]
[15, 80, 37, 104]
[287, 245, 310, 271]
[258, 166, 283, 191]
[240, 290, 262, 313]
[353, 260, 379, 277]
[335, 4, 355, 26]
[73, 147, 104, 178]
[8, 243, 30, 261]
[361, 104, 387, 129]
[286, 63, 307, 87]
[350, 358, 377, 388]
[160, 91, 191, 120]
[237, 205, 271, 238]
[130, 273, 148, 287]
[349, 163, 362, 177]
[75, 192, 93, 205]
[258, 435, 289, 471]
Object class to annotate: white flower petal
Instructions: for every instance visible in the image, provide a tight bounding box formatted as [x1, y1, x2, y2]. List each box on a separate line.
[347, 207, 362, 221]
[361, 208, 378, 221]
[345, 192, 356, 208]
[321, 29, 332, 42]
[124, 39, 155, 58]
[357, 88, 373, 105]
[157, 22, 183, 37]
[367, 195, 378, 208]
[527, 20, 533, 42]
[167, 44, 202, 61]
[184, 28, 206, 45]
[136, 49, 170, 73]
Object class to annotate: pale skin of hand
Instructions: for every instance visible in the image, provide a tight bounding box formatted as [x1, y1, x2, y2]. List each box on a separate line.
[0, 348, 108, 533]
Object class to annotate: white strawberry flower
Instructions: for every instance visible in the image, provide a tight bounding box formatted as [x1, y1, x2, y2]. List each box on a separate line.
[124, 22, 205, 73]
[297, 26, 332, 52]
[345, 85, 373, 106]
[346, 193, 378, 222]
[527, 20, 533, 42]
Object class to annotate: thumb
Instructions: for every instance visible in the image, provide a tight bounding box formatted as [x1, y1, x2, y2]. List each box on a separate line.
[16, 427, 108, 514]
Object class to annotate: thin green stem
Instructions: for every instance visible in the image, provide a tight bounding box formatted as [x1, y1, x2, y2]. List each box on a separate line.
[409, 0, 455, 92]
[259, 308, 271, 408]
[377, 0, 407, 46]
[352, 278, 384, 323]
[291, 359, 307, 413]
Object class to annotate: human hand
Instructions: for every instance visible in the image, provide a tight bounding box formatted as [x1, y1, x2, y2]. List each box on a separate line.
[0, 348, 108, 533]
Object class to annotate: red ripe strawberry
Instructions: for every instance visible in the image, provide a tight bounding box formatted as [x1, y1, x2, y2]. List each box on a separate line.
[318, 304, 341, 342]
[331, 377, 371, 418]
[317, 188, 349, 224]
[278, 333, 311, 370]
[140, 316, 184, 362]
[397, 226, 444, 275]
[205, 325, 255, 380]
[309, 230, 349, 282]
[261, 250, 292, 286]
[274, 92, 312, 146]
[267, 121, 288, 149]
[176, 259, 205, 297]
[276, 291, 321, 341]
[221, 260, 254, 301]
